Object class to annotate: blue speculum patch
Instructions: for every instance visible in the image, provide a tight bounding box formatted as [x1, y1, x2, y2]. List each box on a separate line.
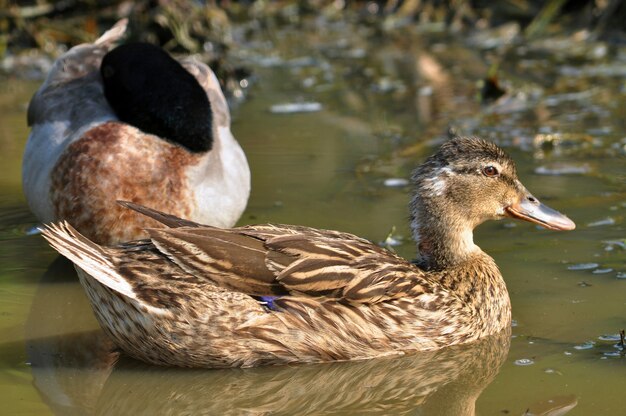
[257, 296, 279, 311]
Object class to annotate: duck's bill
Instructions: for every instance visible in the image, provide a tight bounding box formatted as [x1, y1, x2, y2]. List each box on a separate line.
[506, 198, 576, 231]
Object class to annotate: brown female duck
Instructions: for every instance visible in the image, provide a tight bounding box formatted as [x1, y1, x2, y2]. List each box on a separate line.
[42, 137, 575, 368]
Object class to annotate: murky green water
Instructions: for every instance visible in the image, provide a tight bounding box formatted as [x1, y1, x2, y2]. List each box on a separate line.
[1, 18, 625, 415]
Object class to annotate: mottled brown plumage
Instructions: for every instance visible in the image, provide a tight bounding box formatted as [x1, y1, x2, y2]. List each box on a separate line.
[42, 137, 575, 368]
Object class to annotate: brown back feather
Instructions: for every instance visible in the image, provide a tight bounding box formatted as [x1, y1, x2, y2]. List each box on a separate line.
[147, 227, 287, 295]
[116, 202, 436, 305]
[145, 223, 430, 304]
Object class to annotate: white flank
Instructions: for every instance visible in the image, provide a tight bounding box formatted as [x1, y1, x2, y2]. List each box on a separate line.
[187, 126, 251, 228]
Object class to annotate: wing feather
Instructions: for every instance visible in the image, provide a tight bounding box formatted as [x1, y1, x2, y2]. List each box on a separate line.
[147, 227, 287, 295]
[145, 223, 428, 304]
[115, 201, 431, 305]
[117, 200, 202, 228]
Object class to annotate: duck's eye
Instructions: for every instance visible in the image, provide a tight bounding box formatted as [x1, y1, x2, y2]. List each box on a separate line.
[482, 166, 499, 177]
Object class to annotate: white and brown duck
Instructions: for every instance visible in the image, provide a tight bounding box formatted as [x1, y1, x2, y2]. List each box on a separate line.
[23, 20, 250, 245]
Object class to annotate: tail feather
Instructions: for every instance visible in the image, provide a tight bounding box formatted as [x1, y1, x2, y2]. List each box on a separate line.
[41, 222, 137, 300]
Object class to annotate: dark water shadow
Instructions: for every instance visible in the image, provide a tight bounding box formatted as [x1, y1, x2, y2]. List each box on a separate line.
[26, 258, 511, 415]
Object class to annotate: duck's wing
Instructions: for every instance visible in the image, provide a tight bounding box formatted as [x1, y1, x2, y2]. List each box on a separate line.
[146, 224, 427, 304]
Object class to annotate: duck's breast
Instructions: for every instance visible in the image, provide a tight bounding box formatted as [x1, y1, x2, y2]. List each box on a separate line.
[48, 121, 206, 244]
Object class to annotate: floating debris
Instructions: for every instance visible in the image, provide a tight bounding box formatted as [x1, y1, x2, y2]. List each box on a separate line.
[371, 77, 406, 93]
[522, 394, 578, 416]
[287, 56, 317, 68]
[514, 358, 534, 366]
[598, 334, 622, 342]
[250, 55, 284, 68]
[577, 281, 592, 287]
[586, 126, 612, 136]
[573, 341, 595, 350]
[533, 133, 562, 148]
[599, 330, 626, 355]
[543, 368, 562, 375]
[534, 164, 591, 175]
[592, 268, 613, 274]
[486, 92, 536, 114]
[544, 90, 596, 106]
[301, 77, 316, 88]
[617, 272, 626, 279]
[383, 178, 409, 187]
[587, 217, 616, 227]
[559, 62, 626, 78]
[382, 235, 403, 247]
[602, 239, 626, 251]
[466, 22, 520, 49]
[567, 263, 599, 271]
[379, 226, 404, 248]
[346, 48, 366, 59]
[270, 102, 322, 114]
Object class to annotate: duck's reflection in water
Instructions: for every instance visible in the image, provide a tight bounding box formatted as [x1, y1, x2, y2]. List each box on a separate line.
[27, 257, 510, 415]
[26, 257, 119, 416]
[98, 331, 510, 416]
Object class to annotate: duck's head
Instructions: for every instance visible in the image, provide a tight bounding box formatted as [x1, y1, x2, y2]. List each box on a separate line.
[410, 137, 575, 269]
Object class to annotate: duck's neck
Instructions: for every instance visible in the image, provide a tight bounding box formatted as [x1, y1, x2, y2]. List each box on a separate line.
[410, 198, 481, 271]
[410, 195, 511, 335]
